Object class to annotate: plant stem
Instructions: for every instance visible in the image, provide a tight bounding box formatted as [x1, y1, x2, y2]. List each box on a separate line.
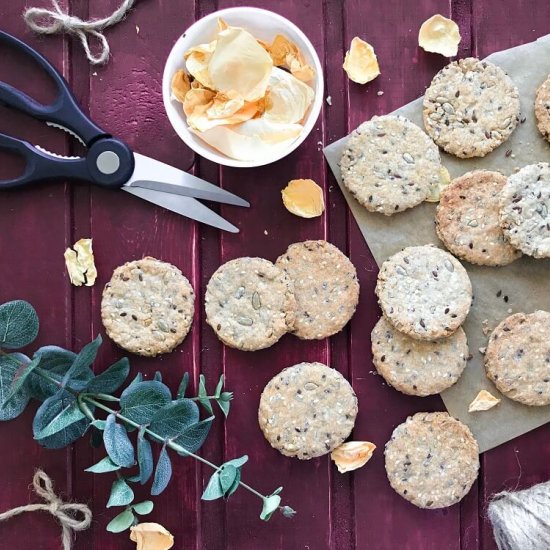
[84, 396, 270, 502]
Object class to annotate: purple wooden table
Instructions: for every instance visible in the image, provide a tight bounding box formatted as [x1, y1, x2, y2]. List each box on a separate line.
[1, 0, 549, 548]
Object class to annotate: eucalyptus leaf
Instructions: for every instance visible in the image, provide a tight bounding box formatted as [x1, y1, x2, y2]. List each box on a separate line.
[260, 494, 281, 521]
[153, 371, 162, 382]
[28, 346, 90, 400]
[219, 392, 233, 402]
[151, 446, 172, 496]
[89, 426, 103, 448]
[281, 506, 297, 518]
[86, 358, 130, 394]
[197, 374, 213, 415]
[107, 478, 134, 508]
[225, 468, 241, 498]
[0, 300, 39, 349]
[224, 455, 248, 469]
[176, 372, 189, 399]
[201, 471, 223, 501]
[218, 464, 238, 495]
[2, 356, 40, 409]
[0, 354, 31, 420]
[92, 419, 107, 430]
[62, 336, 102, 387]
[217, 399, 230, 418]
[103, 414, 135, 468]
[120, 381, 171, 425]
[85, 456, 121, 473]
[106, 509, 135, 533]
[33, 399, 86, 440]
[173, 416, 214, 454]
[214, 374, 224, 398]
[128, 372, 143, 388]
[149, 399, 199, 439]
[137, 427, 153, 485]
[33, 391, 90, 449]
[132, 500, 154, 515]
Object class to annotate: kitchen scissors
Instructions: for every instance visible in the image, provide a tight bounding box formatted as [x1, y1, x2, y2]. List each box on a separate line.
[0, 30, 249, 233]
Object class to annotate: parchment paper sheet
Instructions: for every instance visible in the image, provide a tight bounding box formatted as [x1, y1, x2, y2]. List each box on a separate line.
[324, 35, 550, 453]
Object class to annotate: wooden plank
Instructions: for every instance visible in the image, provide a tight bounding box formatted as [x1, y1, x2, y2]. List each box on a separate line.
[79, 1, 200, 548]
[342, 0, 468, 548]
[208, 1, 332, 548]
[0, 4, 72, 548]
[469, 2, 550, 548]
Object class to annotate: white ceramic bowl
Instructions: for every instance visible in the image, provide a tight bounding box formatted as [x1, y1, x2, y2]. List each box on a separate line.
[162, 7, 324, 168]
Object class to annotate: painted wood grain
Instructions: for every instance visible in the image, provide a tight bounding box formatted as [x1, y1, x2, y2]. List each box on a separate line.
[0, 0, 549, 548]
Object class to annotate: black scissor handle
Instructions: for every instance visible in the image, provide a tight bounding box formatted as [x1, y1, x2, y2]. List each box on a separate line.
[0, 133, 134, 190]
[0, 31, 106, 146]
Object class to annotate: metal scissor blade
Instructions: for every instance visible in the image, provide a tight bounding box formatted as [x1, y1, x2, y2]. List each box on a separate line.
[125, 153, 250, 207]
[122, 186, 239, 233]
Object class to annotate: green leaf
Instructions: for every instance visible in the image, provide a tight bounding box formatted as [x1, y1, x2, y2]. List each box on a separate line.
[174, 416, 214, 454]
[90, 426, 103, 448]
[214, 374, 224, 398]
[225, 468, 241, 498]
[149, 399, 199, 439]
[85, 456, 121, 473]
[219, 391, 233, 402]
[281, 506, 297, 518]
[103, 413, 135, 467]
[218, 464, 238, 494]
[106, 509, 135, 533]
[0, 300, 39, 349]
[197, 374, 213, 415]
[151, 446, 172, 496]
[177, 372, 189, 399]
[33, 399, 86, 439]
[33, 391, 90, 449]
[86, 358, 130, 394]
[92, 419, 107, 430]
[201, 471, 223, 501]
[217, 399, 231, 418]
[62, 336, 102, 388]
[153, 371, 162, 382]
[28, 346, 88, 400]
[137, 427, 153, 485]
[132, 500, 154, 515]
[224, 455, 248, 469]
[271, 487, 283, 496]
[107, 478, 134, 508]
[128, 372, 143, 388]
[0, 354, 31, 420]
[2, 356, 40, 409]
[120, 381, 172, 424]
[260, 494, 281, 521]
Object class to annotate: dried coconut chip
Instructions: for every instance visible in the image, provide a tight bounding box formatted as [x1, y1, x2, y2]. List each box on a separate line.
[468, 390, 501, 412]
[171, 70, 191, 103]
[282, 178, 325, 218]
[426, 166, 451, 203]
[184, 41, 216, 88]
[268, 34, 315, 83]
[331, 441, 376, 473]
[64, 238, 97, 287]
[343, 37, 380, 84]
[264, 68, 314, 125]
[418, 14, 461, 57]
[130, 523, 174, 550]
[209, 27, 273, 102]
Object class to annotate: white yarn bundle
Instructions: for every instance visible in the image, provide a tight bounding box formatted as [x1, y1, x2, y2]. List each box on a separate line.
[23, 0, 137, 64]
[488, 481, 550, 550]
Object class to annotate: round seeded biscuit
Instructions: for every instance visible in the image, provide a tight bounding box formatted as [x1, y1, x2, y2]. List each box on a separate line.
[258, 362, 358, 459]
[276, 240, 359, 339]
[436, 170, 522, 266]
[385, 412, 479, 508]
[499, 163, 550, 258]
[101, 257, 195, 357]
[423, 58, 520, 158]
[485, 311, 550, 406]
[205, 257, 296, 351]
[375, 245, 472, 341]
[340, 115, 442, 216]
[535, 75, 550, 141]
[371, 316, 468, 396]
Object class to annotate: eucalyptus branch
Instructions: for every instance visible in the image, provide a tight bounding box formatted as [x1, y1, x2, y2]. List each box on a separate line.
[0, 300, 295, 534]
